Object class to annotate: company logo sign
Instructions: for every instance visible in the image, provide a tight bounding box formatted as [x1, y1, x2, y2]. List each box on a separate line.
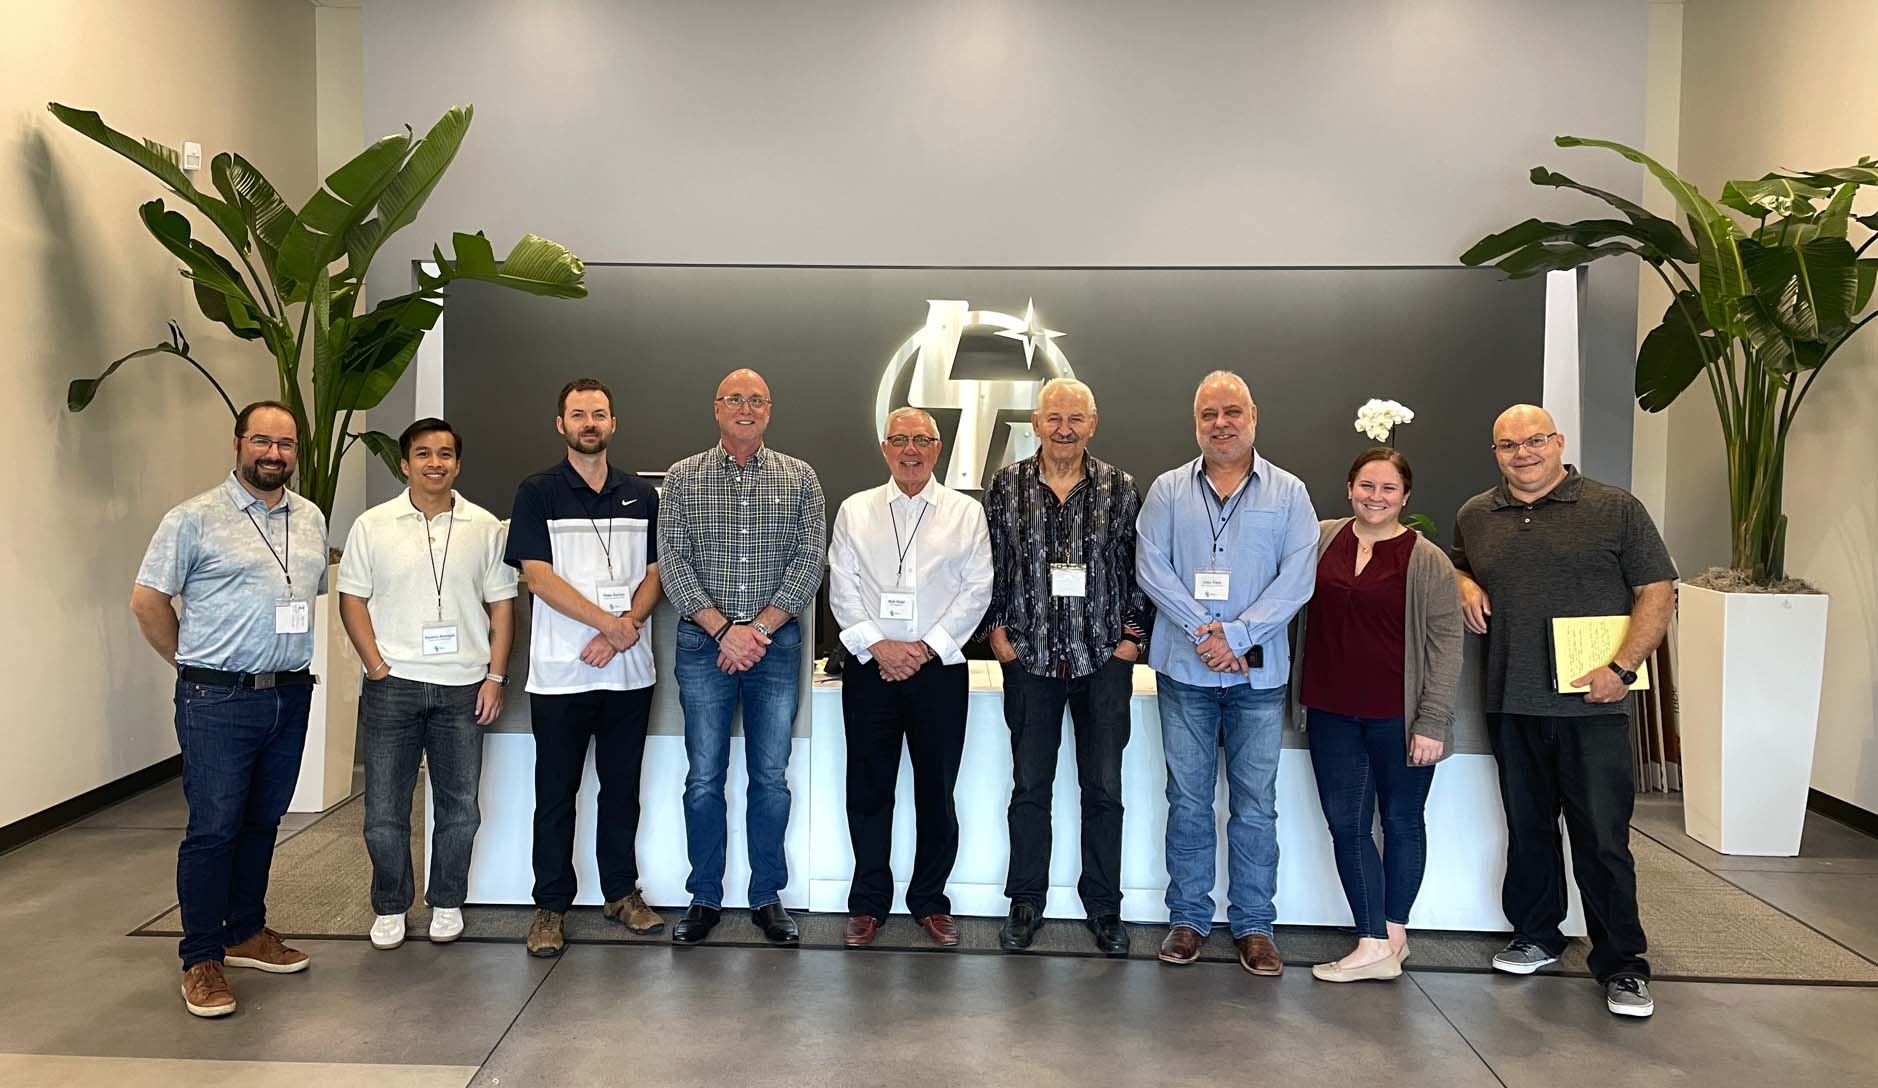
[873, 299, 1073, 491]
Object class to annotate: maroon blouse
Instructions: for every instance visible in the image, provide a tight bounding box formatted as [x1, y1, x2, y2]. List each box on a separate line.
[1300, 523, 1416, 718]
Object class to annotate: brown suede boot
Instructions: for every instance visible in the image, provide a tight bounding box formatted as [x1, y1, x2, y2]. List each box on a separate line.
[527, 909, 567, 958]
[181, 961, 236, 1018]
[602, 889, 665, 935]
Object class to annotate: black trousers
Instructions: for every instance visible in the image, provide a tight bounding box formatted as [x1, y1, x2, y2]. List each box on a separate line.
[1488, 712, 1649, 982]
[530, 687, 653, 912]
[1001, 656, 1133, 914]
[842, 659, 968, 919]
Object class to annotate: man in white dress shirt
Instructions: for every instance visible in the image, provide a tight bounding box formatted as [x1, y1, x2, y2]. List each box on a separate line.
[827, 407, 992, 948]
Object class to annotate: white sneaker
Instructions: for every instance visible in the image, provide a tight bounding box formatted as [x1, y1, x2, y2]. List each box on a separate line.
[430, 907, 465, 943]
[370, 913, 406, 950]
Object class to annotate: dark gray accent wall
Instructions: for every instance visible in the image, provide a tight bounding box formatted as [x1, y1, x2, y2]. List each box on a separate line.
[440, 265, 1542, 533]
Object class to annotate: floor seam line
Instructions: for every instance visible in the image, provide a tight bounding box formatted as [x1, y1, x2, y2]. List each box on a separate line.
[475, 946, 566, 1078]
[1408, 971, 1510, 1088]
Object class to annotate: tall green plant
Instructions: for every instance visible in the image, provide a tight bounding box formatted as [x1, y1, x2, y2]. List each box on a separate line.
[1463, 138, 1878, 584]
[50, 103, 587, 518]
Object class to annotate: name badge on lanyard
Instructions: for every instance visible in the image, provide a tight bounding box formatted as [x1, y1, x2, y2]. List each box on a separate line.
[421, 621, 460, 656]
[879, 589, 917, 622]
[596, 582, 632, 614]
[1050, 563, 1088, 597]
[275, 595, 310, 634]
[1193, 569, 1232, 601]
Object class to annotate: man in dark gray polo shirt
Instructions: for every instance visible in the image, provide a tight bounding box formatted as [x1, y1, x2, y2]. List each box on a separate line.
[1452, 404, 1675, 1019]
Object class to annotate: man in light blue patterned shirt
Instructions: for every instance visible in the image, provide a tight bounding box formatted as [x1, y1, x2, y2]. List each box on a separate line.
[130, 401, 329, 1018]
[1136, 371, 1316, 977]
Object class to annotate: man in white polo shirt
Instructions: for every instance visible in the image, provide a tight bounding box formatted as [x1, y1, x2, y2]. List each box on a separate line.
[338, 418, 517, 950]
[504, 378, 665, 958]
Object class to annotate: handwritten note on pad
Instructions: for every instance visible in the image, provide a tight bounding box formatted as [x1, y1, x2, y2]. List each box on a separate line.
[1551, 616, 1651, 694]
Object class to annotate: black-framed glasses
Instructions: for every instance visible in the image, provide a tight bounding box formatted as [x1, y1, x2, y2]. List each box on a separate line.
[244, 435, 297, 454]
[1492, 433, 1557, 455]
[716, 394, 771, 410]
[885, 434, 938, 449]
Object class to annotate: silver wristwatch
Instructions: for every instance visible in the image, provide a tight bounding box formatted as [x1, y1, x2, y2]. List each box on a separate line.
[485, 672, 509, 687]
[753, 620, 773, 637]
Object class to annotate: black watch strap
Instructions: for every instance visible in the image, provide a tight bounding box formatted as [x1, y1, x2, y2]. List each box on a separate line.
[1607, 661, 1637, 685]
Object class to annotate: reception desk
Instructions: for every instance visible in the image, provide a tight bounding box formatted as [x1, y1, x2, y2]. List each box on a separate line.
[437, 598, 1584, 934]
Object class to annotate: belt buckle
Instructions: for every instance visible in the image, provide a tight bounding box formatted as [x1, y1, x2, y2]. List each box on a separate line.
[253, 672, 276, 691]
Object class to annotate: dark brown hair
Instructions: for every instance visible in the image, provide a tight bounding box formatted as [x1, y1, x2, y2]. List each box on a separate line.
[557, 377, 613, 416]
[1347, 447, 1413, 492]
[234, 400, 296, 439]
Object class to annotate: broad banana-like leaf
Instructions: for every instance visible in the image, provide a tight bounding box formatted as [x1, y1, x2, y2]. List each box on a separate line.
[354, 430, 407, 482]
[1636, 291, 1714, 412]
[1857, 212, 1878, 232]
[1775, 159, 1878, 187]
[1461, 218, 1674, 269]
[1856, 260, 1877, 313]
[1739, 236, 1858, 341]
[1719, 176, 1830, 219]
[420, 231, 586, 298]
[66, 324, 235, 416]
[1527, 167, 1698, 261]
[210, 153, 297, 299]
[342, 106, 473, 284]
[278, 130, 412, 287]
[1818, 183, 1859, 239]
[1738, 295, 1798, 373]
[1491, 240, 1647, 279]
[48, 103, 249, 253]
[316, 291, 443, 414]
[1752, 219, 1820, 247]
[1557, 137, 1747, 334]
[193, 280, 264, 341]
[138, 199, 256, 307]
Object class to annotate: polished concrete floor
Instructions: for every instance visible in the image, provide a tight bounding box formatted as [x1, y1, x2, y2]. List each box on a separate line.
[1, 783, 1874, 1087]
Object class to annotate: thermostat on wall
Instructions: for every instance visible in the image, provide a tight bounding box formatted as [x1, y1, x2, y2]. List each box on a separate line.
[181, 141, 202, 172]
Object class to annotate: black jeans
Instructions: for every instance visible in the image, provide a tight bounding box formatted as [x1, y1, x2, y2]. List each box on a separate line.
[1001, 656, 1133, 914]
[172, 678, 310, 969]
[1488, 712, 1650, 982]
[530, 687, 653, 912]
[360, 675, 483, 915]
[842, 659, 968, 919]
[1305, 709, 1436, 939]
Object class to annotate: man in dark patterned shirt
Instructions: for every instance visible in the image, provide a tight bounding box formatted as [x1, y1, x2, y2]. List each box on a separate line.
[982, 378, 1152, 956]
[659, 368, 826, 947]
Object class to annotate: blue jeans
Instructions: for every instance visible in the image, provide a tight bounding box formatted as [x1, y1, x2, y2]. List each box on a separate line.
[1156, 676, 1284, 938]
[173, 678, 311, 969]
[674, 619, 801, 909]
[360, 676, 483, 915]
[1305, 709, 1436, 939]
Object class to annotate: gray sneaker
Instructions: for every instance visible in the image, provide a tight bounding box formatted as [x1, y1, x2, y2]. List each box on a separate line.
[1491, 937, 1559, 974]
[1606, 976, 1654, 1017]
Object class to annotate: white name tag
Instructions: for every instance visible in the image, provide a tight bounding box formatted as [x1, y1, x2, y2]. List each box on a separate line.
[595, 583, 632, 614]
[1050, 564, 1088, 597]
[274, 597, 309, 635]
[421, 622, 460, 656]
[880, 590, 916, 622]
[1193, 569, 1232, 601]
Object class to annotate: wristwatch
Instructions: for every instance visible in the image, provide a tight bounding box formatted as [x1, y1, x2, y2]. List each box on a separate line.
[753, 619, 773, 637]
[486, 672, 509, 687]
[1606, 661, 1638, 686]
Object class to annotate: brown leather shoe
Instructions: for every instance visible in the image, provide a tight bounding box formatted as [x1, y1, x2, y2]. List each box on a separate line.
[916, 913, 961, 947]
[224, 927, 309, 974]
[526, 909, 566, 958]
[180, 961, 236, 1018]
[843, 915, 881, 948]
[1235, 933, 1284, 976]
[1158, 926, 1204, 964]
[603, 889, 665, 935]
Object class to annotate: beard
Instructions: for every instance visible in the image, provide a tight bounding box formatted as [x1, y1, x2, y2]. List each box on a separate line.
[241, 458, 291, 491]
[564, 429, 609, 455]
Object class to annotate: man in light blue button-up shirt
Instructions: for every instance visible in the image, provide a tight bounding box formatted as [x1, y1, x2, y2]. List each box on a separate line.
[1136, 371, 1316, 974]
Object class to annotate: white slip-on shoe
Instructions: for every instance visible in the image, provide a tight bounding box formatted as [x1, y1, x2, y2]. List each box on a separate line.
[370, 913, 406, 950]
[430, 907, 465, 944]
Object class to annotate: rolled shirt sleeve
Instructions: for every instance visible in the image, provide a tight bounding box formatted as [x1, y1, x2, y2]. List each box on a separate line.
[827, 502, 886, 661]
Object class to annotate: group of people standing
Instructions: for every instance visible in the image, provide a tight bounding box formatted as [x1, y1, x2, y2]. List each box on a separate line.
[132, 365, 1674, 1023]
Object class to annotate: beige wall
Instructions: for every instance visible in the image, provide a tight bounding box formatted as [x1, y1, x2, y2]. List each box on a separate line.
[1673, 0, 1878, 810]
[0, 1, 317, 827]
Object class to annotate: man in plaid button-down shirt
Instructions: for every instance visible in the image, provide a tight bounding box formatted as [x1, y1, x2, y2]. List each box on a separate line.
[659, 368, 825, 946]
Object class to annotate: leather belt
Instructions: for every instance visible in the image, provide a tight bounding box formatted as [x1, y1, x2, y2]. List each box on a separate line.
[177, 666, 317, 690]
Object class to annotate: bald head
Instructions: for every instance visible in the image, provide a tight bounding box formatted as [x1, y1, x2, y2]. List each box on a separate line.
[1490, 402, 1568, 499]
[716, 368, 770, 399]
[714, 367, 773, 450]
[1492, 403, 1556, 441]
[1193, 369, 1252, 411]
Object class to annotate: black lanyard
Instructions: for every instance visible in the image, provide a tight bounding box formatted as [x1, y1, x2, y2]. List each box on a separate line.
[415, 495, 455, 621]
[243, 502, 292, 591]
[890, 497, 929, 585]
[588, 499, 617, 580]
[1203, 467, 1251, 558]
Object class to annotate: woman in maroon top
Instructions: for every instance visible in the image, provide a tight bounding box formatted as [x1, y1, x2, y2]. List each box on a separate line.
[1298, 449, 1462, 982]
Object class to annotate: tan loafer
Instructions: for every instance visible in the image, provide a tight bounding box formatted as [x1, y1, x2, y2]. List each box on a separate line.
[602, 889, 665, 935]
[1311, 949, 1404, 982]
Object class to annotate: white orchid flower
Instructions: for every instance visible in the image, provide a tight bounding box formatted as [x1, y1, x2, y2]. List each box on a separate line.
[1353, 399, 1415, 444]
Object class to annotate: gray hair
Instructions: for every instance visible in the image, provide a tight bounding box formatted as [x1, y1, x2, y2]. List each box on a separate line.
[885, 406, 939, 433]
[1035, 377, 1097, 414]
[1194, 369, 1252, 408]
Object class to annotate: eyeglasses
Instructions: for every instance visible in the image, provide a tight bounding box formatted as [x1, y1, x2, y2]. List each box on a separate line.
[1492, 433, 1557, 455]
[716, 394, 771, 410]
[244, 435, 297, 454]
[885, 434, 938, 448]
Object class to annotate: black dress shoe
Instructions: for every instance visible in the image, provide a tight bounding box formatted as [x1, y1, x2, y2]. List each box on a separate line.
[1085, 912, 1130, 957]
[753, 903, 800, 945]
[999, 902, 1044, 952]
[671, 904, 721, 945]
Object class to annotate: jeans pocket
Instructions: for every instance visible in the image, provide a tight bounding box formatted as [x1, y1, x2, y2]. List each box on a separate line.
[176, 680, 240, 706]
[675, 624, 711, 653]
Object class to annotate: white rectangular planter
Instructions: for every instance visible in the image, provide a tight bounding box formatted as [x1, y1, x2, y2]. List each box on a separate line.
[1678, 582, 1829, 856]
[289, 564, 362, 813]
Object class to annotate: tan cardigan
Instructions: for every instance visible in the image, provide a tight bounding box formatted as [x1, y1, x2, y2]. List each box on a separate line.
[1288, 518, 1465, 762]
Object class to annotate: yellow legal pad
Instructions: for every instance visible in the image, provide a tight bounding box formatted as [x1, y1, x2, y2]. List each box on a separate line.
[1551, 615, 1651, 694]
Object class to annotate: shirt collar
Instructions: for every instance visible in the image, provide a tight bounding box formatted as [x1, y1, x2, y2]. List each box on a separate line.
[398, 488, 462, 519]
[883, 477, 941, 507]
[1491, 465, 1583, 509]
[717, 443, 766, 471]
[223, 471, 291, 515]
[1188, 450, 1262, 491]
[559, 458, 623, 496]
